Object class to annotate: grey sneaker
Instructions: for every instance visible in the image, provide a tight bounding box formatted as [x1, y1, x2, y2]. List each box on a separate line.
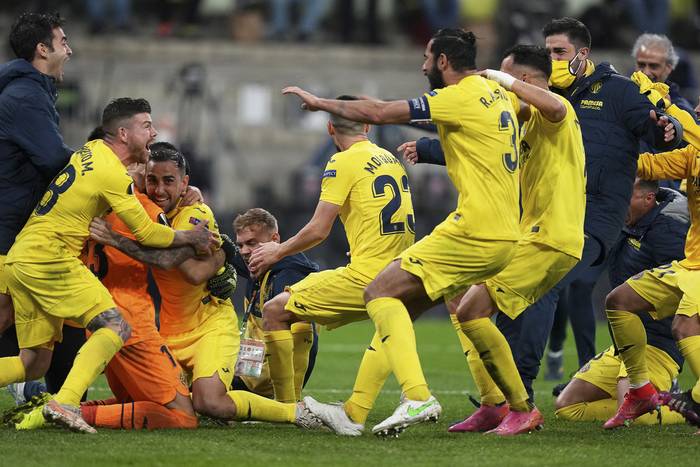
[294, 401, 324, 430]
[303, 396, 363, 436]
[42, 399, 97, 434]
[6, 382, 26, 405]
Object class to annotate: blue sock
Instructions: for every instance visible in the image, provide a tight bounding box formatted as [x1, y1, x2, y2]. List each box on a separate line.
[23, 380, 47, 400]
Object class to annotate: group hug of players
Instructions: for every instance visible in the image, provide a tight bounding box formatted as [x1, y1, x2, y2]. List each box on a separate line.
[1, 12, 700, 437]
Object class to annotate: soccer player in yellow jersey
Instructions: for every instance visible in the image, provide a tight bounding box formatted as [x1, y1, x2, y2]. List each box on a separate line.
[94, 144, 321, 428]
[604, 108, 700, 430]
[0, 98, 218, 433]
[281, 28, 521, 436]
[249, 95, 415, 429]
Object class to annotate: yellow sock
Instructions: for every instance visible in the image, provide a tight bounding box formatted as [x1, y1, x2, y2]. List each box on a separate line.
[0, 356, 25, 387]
[291, 322, 314, 401]
[450, 314, 504, 406]
[678, 335, 700, 403]
[227, 390, 295, 423]
[606, 309, 649, 386]
[366, 297, 430, 401]
[555, 400, 617, 421]
[264, 330, 296, 403]
[55, 327, 123, 406]
[555, 399, 685, 424]
[345, 331, 391, 425]
[460, 318, 529, 411]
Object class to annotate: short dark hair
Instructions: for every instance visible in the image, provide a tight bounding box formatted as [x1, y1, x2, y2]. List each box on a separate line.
[430, 28, 477, 72]
[101, 98, 151, 136]
[87, 126, 106, 141]
[503, 45, 552, 79]
[9, 12, 64, 62]
[149, 141, 188, 177]
[330, 95, 366, 135]
[542, 17, 591, 49]
[637, 178, 659, 195]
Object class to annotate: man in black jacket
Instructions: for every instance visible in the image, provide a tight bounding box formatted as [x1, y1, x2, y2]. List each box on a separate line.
[0, 12, 74, 402]
[554, 179, 688, 425]
[229, 208, 319, 401]
[494, 17, 683, 402]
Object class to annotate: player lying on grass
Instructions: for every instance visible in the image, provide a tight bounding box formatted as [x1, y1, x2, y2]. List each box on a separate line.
[280, 29, 524, 437]
[0, 98, 218, 433]
[556, 179, 688, 426]
[89, 144, 321, 429]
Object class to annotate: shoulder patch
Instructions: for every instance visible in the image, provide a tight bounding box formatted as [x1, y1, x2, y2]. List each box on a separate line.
[428, 90, 438, 96]
[127, 182, 134, 195]
[189, 216, 203, 226]
[322, 169, 337, 178]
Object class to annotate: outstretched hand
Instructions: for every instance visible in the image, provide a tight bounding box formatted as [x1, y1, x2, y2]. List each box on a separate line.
[282, 86, 321, 111]
[248, 241, 282, 277]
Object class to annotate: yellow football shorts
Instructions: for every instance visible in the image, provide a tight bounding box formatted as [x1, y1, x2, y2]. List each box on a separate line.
[486, 241, 579, 320]
[6, 258, 114, 349]
[626, 260, 700, 319]
[163, 306, 240, 388]
[0, 255, 8, 295]
[285, 266, 370, 330]
[574, 345, 679, 397]
[398, 212, 517, 301]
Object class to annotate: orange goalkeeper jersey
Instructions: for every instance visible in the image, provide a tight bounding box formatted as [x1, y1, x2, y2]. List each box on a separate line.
[85, 191, 167, 344]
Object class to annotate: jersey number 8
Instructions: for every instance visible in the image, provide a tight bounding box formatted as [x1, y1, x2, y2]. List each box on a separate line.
[35, 164, 77, 216]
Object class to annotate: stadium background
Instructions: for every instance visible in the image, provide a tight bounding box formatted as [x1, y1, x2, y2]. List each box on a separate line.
[3, 0, 700, 313]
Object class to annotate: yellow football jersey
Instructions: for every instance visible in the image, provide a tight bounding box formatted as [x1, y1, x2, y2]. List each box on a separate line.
[519, 94, 586, 258]
[637, 145, 700, 269]
[409, 75, 520, 241]
[6, 139, 174, 264]
[152, 202, 234, 335]
[320, 140, 415, 281]
[638, 146, 700, 269]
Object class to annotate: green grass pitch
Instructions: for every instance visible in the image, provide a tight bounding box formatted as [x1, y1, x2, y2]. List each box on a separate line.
[1, 319, 698, 466]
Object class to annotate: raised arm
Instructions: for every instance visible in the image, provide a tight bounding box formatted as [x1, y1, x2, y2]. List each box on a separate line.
[248, 200, 340, 275]
[482, 69, 566, 123]
[282, 86, 411, 124]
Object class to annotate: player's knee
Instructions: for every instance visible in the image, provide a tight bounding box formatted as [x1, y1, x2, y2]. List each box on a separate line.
[604, 287, 627, 311]
[20, 350, 51, 380]
[87, 308, 132, 342]
[191, 393, 223, 418]
[363, 280, 381, 304]
[262, 299, 285, 331]
[671, 315, 700, 341]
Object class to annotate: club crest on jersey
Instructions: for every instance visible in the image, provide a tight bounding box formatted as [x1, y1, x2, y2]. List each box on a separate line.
[590, 81, 603, 94]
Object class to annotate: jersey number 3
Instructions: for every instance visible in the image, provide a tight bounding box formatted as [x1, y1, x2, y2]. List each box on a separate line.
[499, 111, 518, 173]
[35, 164, 77, 216]
[372, 174, 415, 236]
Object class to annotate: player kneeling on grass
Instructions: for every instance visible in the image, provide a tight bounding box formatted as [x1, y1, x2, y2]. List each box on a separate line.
[556, 179, 688, 426]
[89, 144, 320, 429]
[230, 208, 320, 401]
[0, 98, 218, 433]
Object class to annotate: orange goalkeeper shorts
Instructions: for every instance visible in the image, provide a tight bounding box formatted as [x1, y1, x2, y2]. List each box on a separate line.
[105, 337, 189, 406]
